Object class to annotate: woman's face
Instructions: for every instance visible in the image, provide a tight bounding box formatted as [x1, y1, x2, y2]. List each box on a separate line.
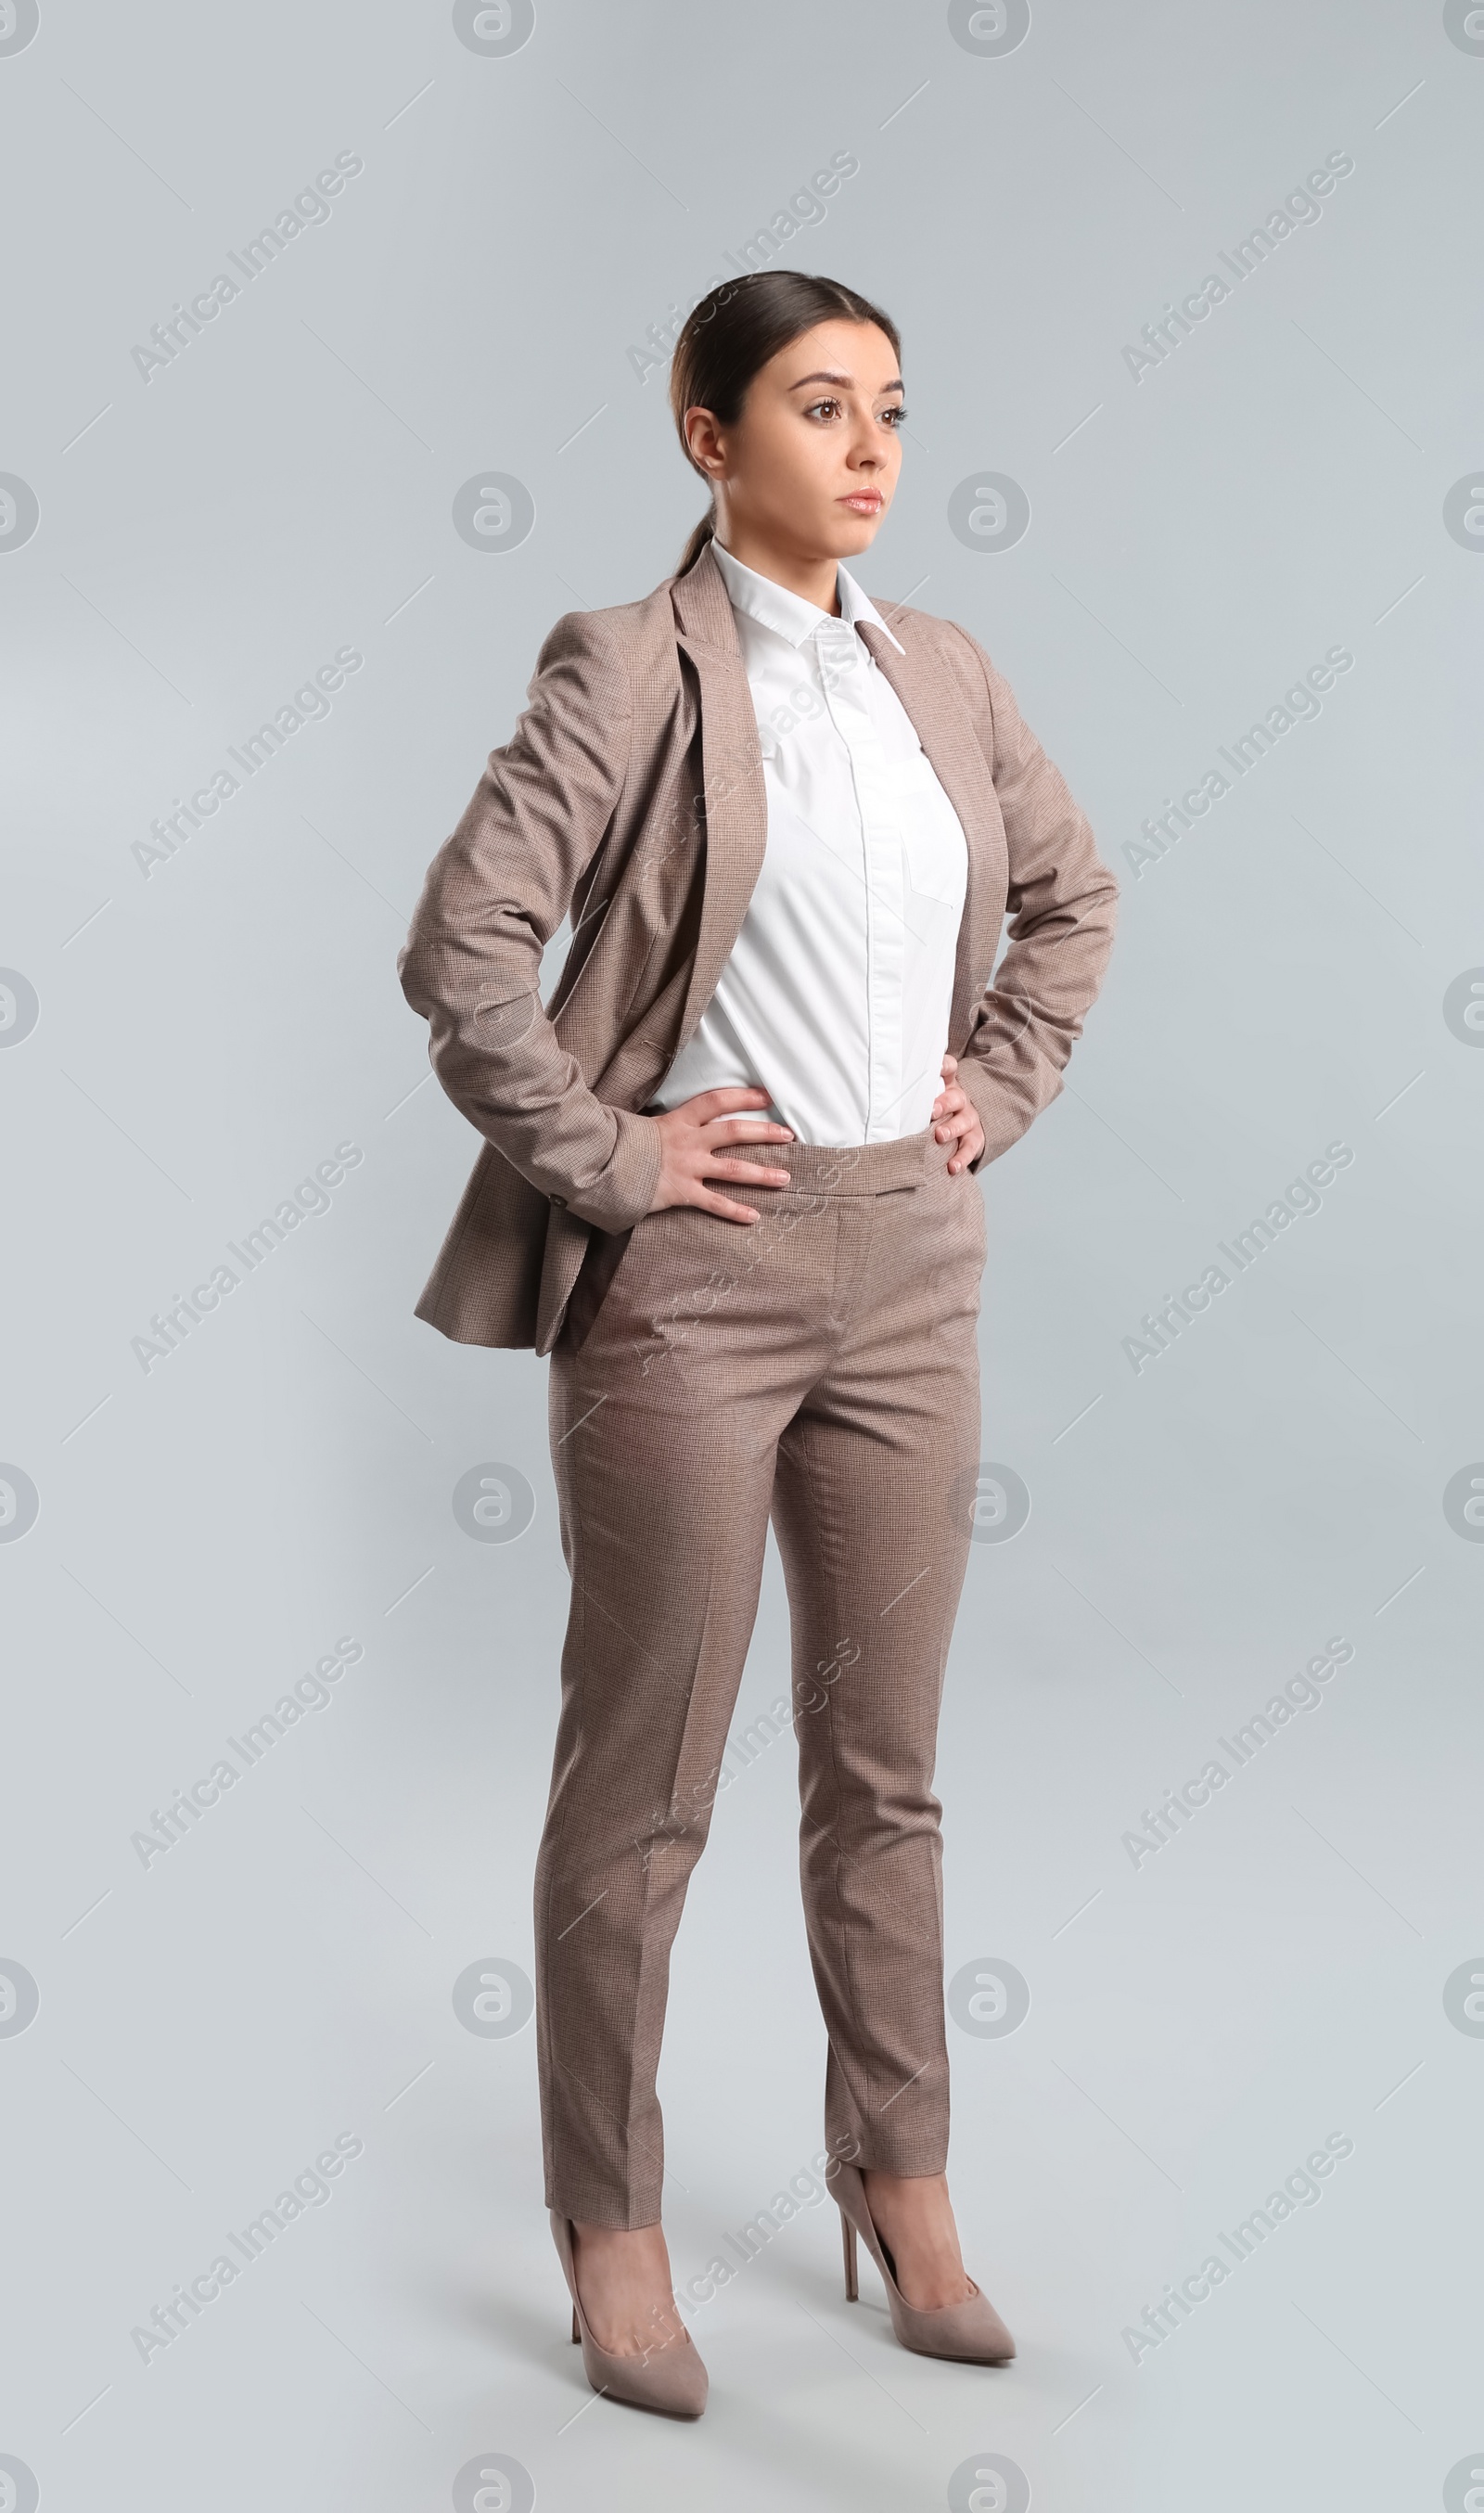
[685, 318, 905, 563]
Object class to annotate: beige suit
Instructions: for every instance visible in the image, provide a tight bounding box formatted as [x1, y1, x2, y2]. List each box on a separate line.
[399, 543, 1117, 2225]
[398, 542, 1118, 1357]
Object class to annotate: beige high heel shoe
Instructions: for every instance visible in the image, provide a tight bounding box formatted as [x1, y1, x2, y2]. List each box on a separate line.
[548, 2212, 709, 2417]
[829, 2160, 1015, 2365]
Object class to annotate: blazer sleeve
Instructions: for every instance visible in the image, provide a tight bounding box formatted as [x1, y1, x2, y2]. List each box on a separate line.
[398, 609, 663, 1234]
[945, 622, 1119, 1172]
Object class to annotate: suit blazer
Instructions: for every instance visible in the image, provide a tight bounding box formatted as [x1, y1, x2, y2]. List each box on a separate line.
[397, 540, 1119, 1357]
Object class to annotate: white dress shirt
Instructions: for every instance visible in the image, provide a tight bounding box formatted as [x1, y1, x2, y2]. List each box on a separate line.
[651, 539, 969, 1147]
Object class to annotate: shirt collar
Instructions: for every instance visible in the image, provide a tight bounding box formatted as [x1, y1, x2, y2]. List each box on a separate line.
[710, 537, 905, 655]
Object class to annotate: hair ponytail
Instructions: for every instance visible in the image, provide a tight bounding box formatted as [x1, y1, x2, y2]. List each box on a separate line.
[669, 270, 900, 578]
[675, 512, 715, 575]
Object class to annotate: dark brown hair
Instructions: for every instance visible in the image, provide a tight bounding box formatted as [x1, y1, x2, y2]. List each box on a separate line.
[668, 270, 901, 576]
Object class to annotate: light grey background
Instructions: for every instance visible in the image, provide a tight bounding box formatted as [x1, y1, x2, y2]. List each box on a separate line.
[3, 2, 1482, 2507]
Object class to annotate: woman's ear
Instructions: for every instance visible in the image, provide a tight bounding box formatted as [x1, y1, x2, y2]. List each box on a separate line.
[684, 406, 725, 476]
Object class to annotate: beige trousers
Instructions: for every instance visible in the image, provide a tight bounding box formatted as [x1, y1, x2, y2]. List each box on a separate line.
[537, 1126, 985, 2226]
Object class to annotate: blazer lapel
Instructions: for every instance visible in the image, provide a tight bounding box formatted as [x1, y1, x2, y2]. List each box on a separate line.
[669, 545, 769, 1057]
[858, 615, 1007, 1052]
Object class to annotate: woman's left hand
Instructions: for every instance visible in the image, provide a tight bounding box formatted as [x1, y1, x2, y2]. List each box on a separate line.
[932, 1055, 986, 1175]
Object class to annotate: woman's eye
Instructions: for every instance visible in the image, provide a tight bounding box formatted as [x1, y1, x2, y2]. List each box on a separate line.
[802, 397, 906, 425]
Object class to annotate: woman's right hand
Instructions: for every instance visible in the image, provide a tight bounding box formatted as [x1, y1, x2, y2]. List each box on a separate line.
[647, 1086, 793, 1223]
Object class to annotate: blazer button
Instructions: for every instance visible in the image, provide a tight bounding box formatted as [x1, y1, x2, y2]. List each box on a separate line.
[550, 1193, 568, 1208]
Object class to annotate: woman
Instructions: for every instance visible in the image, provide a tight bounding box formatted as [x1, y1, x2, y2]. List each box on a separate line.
[399, 270, 1117, 2417]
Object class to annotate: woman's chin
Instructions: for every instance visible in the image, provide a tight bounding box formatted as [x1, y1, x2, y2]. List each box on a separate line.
[827, 511, 887, 558]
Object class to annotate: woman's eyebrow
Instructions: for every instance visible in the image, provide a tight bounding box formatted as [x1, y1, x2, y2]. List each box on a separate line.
[787, 369, 905, 393]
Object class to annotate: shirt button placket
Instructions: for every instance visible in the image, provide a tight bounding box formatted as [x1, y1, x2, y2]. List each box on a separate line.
[820, 626, 903, 1143]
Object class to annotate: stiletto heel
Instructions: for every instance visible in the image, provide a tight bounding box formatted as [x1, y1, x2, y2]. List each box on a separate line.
[548, 2211, 709, 2417]
[827, 2160, 1015, 2366]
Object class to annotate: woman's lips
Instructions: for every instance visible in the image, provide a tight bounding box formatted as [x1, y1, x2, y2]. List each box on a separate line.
[839, 493, 883, 513]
